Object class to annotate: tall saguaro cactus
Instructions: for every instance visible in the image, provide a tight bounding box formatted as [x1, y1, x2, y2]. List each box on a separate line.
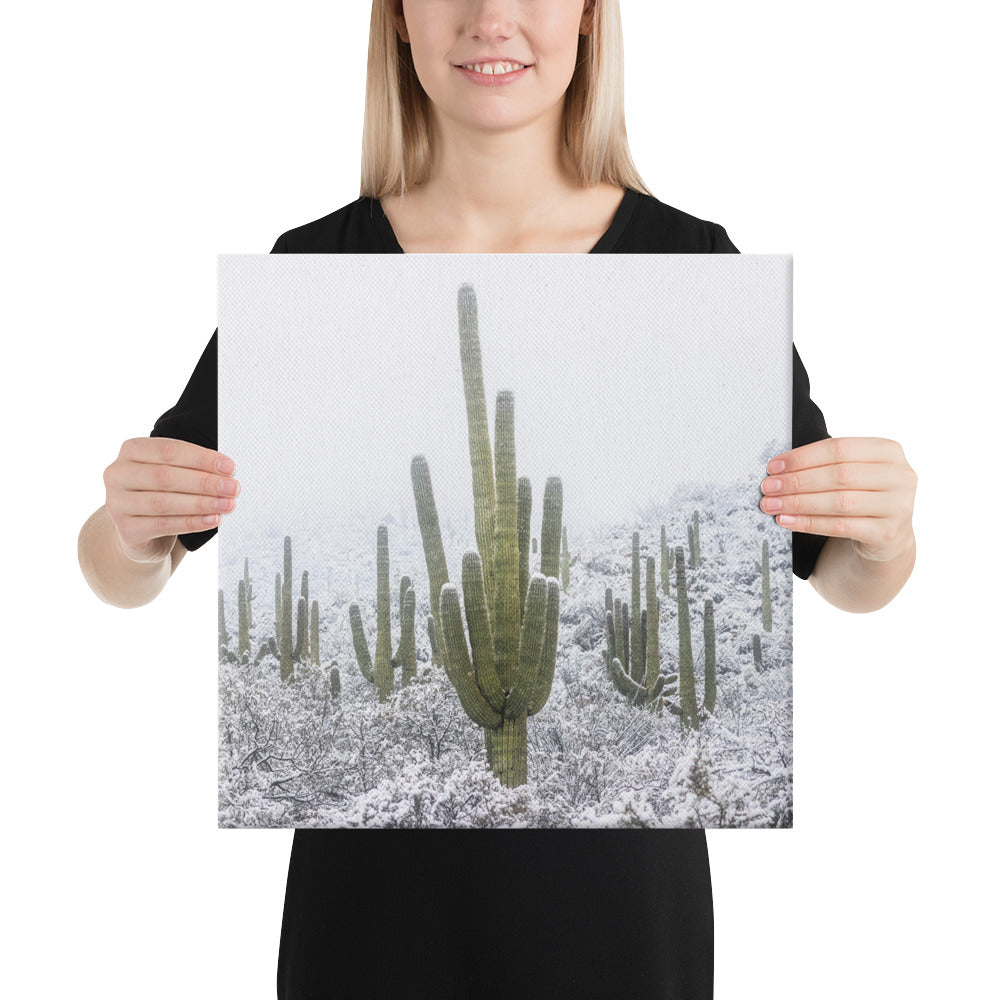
[410, 283, 563, 788]
[657, 547, 719, 727]
[280, 536, 293, 682]
[674, 545, 699, 729]
[630, 532, 642, 682]
[243, 557, 253, 629]
[349, 525, 393, 702]
[458, 282, 497, 613]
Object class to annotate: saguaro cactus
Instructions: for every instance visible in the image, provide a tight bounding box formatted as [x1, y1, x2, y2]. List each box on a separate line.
[674, 546, 698, 728]
[703, 599, 717, 714]
[280, 536, 293, 682]
[410, 283, 563, 788]
[243, 557, 253, 629]
[560, 526, 571, 593]
[218, 589, 230, 648]
[606, 554, 675, 709]
[394, 586, 417, 686]
[237, 579, 250, 657]
[349, 525, 419, 700]
[658, 548, 719, 726]
[630, 532, 642, 682]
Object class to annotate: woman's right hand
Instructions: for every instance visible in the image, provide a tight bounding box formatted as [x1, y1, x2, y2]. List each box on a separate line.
[103, 437, 239, 563]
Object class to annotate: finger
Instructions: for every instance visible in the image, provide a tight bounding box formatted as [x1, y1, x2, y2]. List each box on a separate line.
[120, 437, 236, 476]
[761, 462, 902, 497]
[114, 488, 238, 519]
[772, 512, 884, 541]
[117, 512, 225, 548]
[113, 461, 240, 499]
[766, 437, 905, 476]
[760, 489, 893, 519]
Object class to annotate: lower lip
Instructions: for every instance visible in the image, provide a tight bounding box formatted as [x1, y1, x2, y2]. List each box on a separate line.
[455, 64, 530, 87]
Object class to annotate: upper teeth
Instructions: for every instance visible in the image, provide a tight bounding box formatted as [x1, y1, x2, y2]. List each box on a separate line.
[462, 61, 525, 75]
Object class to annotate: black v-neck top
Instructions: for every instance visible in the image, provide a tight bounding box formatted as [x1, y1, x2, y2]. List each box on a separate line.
[152, 189, 830, 1000]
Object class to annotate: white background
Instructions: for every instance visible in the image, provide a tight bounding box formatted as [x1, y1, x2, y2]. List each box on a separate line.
[3, 1, 996, 997]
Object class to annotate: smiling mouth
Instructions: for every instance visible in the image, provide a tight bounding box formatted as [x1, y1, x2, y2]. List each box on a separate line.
[456, 61, 530, 76]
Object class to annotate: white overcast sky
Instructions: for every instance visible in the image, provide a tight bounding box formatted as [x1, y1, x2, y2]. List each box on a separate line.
[218, 254, 790, 545]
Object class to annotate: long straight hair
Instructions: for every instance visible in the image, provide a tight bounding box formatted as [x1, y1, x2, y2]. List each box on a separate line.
[360, 0, 652, 199]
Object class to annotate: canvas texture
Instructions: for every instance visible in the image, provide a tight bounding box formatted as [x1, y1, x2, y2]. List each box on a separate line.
[217, 254, 793, 829]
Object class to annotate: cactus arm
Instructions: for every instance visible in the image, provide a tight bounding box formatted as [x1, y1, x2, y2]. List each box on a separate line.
[457, 282, 497, 612]
[460, 552, 505, 713]
[293, 595, 307, 663]
[492, 390, 520, 690]
[400, 587, 417, 685]
[348, 603, 374, 683]
[411, 455, 451, 658]
[439, 584, 502, 729]
[621, 601, 630, 676]
[539, 477, 563, 581]
[517, 476, 532, 620]
[609, 656, 645, 703]
[528, 578, 561, 717]
[505, 574, 548, 718]
[645, 556, 660, 697]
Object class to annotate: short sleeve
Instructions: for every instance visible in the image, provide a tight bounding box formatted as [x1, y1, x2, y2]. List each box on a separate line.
[148, 231, 287, 552]
[712, 223, 832, 579]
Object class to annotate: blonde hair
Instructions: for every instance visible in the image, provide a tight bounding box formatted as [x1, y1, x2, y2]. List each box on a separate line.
[360, 0, 652, 199]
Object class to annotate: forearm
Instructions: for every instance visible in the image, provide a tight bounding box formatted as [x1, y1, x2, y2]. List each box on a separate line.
[77, 506, 186, 609]
[807, 532, 916, 613]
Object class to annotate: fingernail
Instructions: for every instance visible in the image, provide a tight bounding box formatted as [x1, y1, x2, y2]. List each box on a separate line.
[767, 459, 785, 474]
[777, 514, 796, 526]
[762, 497, 782, 512]
[216, 456, 235, 475]
[218, 478, 237, 496]
[762, 478, 782, 493]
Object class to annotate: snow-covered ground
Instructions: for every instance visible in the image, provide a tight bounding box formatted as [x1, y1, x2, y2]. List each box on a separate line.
[218, 468, 792, 829]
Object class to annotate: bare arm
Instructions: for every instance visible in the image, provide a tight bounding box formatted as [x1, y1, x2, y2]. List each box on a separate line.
[808, 532, 916, 613]
[78, 506, 188, 608]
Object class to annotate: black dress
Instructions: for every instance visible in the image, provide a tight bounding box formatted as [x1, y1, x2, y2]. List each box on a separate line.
[152, 188, 831, 999]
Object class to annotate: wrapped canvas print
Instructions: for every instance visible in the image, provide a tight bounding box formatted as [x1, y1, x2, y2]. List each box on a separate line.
[217, 254, 793, 829]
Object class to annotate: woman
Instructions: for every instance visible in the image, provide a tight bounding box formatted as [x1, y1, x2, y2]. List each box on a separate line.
[79, 2, 917, 996]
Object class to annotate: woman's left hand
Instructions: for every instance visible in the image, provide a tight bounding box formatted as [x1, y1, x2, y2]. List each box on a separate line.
[760, 437, 917, 562]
